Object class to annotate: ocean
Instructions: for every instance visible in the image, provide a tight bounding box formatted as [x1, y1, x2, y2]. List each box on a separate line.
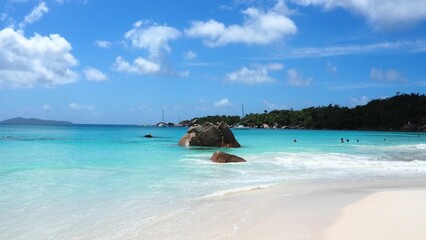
[1, 124, 425, 239]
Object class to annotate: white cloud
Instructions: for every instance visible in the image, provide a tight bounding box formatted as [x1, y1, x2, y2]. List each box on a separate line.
[370, 68, 406, 83]
[226, 63, 283, 85]
[282, 41, 426, 59]
[214, 98, 232, 108]
[185, 0, 297, 47]
[19, 2, 49, 29]
[0, 28, 78, 88]
[350, 96, 369, 107]
[326, 62, 337, 74]
[94, 40, 111, 48]
[119, 21, 181, 76]
[42, 104, 53, 111]
[125, 20, 181, 58]
[286, 69, 313, 87]
[290, 0, 426, 30]
[84, 67, 107, 81]
[69, 102, 94, 111]
[113, 56, 160, 75]
[184, 50, 197, 60]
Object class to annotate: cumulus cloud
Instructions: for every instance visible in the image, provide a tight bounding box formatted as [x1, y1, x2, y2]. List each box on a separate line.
[113, 56, 160, 75]
[184, 50, 197, 60]
[94, 40, 111, 48]
[185, 0, 297, 47]
[69, 102, 94, 111]
[226, 63, 284, 85]
[118, 21, 181, 76]
[125, 20, 181, 58]
[19, 2, 49, 29]
[290, 0, 426, 30]
[370, 68, 406, 83]
[84, 67, 107, 81]
[0, 28, 78, 88]
[286, 69, 313, 86]
[214, 98, 232, 108]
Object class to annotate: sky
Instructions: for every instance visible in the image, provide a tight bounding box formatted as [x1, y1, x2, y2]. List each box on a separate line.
[0, 0, 425, 124]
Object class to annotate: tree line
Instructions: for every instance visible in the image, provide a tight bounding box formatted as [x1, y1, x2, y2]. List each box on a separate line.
[185, 93, 426, 132]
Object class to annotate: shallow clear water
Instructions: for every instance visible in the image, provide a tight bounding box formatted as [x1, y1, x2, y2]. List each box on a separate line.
[1, 124, 425, 239]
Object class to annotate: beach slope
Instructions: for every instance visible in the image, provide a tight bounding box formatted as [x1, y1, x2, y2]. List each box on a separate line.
[325, 189, 426, 240]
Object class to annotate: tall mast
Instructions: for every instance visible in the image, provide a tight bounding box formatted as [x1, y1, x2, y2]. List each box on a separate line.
[241, 104, 245, 119]
[162, 108, 165, 123]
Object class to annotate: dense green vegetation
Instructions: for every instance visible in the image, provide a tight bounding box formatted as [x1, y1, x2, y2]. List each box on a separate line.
[190, 115, 242, 126]
[187, 93, 426, 132]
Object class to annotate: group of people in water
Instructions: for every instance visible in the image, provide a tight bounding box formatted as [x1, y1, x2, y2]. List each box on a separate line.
[292, 138, 360, 143]
[292, 134, 420, 144]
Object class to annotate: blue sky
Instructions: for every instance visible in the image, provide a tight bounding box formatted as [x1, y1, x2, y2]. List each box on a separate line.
[0, 0, 425, 124]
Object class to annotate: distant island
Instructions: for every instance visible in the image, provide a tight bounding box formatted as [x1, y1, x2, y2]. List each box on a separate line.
[180, 93, 426, 132]
[0, 117, 73, 125]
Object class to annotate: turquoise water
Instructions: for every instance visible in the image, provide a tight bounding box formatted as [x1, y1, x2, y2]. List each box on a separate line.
[1, 124, 426, 239]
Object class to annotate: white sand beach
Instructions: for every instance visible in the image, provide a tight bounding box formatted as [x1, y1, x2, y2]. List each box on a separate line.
[217, 179, 426, 240]
[325, 189, 426, 240]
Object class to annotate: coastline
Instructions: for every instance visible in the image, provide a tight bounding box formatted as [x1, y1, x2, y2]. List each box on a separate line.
[193, 178, 426, 240]
[127, 177, 426, 240]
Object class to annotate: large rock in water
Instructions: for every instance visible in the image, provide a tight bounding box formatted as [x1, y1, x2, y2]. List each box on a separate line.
[210, 151, 246, 163]
[178, 121, 241, 148]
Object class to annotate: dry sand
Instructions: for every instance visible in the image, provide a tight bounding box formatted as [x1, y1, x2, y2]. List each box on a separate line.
[324, 190, 426, 240]
[221, 180, 426, 240]
[131, 179, 426, 240]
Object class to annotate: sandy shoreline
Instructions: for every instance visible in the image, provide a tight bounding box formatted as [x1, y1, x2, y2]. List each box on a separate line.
[116, 178, 426, 239]
[324, 189, 426, 240]
[216, 178, 426, 240]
